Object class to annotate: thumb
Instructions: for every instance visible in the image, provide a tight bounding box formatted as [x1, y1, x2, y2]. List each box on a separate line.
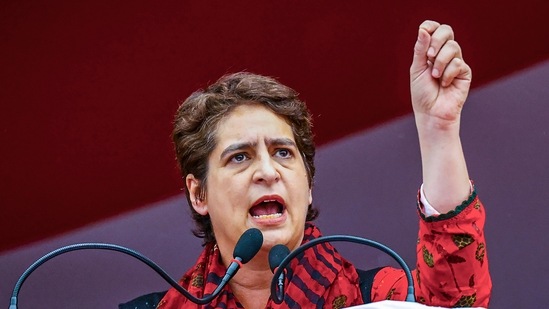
[410, 28, 431, 78]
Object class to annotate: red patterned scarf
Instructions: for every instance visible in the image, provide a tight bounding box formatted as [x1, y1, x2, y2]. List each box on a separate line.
[157, 223, 363, 308]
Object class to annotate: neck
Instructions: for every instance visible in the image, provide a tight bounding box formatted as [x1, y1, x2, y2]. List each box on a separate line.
[229, 250, 273, 308]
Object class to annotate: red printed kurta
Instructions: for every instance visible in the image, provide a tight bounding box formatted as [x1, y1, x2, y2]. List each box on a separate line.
[371, 189, 491, 307]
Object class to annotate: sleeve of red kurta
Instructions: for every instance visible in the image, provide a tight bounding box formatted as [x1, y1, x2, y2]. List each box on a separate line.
[370, 186, 492, 308]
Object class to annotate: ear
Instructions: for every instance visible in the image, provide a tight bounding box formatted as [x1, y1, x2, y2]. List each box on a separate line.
[308, 188, 313, 205]
[186, 174, 208, 215]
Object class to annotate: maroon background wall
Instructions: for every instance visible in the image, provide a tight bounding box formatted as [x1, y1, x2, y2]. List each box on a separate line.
[2, 1, 549, 308]
[3, 1, 548, 252]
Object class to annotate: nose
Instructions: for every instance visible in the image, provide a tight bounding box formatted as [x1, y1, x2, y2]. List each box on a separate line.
[252, 154, 280, 184]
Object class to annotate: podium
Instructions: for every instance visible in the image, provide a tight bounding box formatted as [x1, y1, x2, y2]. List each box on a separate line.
[345, 300, 485, 309]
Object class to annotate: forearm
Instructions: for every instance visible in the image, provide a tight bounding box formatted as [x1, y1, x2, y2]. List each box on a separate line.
[416, 114, 471, 214]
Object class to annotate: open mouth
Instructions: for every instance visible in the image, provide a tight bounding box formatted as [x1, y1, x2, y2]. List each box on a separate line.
[249, 199, 284, 219]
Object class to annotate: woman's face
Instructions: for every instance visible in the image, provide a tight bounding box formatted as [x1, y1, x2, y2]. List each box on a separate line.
[187, 103, 312, 260]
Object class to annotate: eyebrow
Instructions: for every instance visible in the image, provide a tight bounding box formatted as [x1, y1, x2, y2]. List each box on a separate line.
[219, 137, 297, 160]
[220, 142, 256, 160]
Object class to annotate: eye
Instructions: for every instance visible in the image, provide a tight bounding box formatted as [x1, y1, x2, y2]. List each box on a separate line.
[275, 148, 292, 158]
[230, 153, 249, 163]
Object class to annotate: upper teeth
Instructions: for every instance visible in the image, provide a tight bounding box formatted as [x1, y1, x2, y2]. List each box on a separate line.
[253, 213, 282, 219]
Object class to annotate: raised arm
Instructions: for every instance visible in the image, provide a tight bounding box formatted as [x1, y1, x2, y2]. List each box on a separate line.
[410, 20, 472, 213]
[370, 22, 491, 307]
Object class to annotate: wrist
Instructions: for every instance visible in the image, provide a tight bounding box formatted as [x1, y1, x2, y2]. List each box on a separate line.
[415, 113, 461, 146]
[414, 112, 461, 133]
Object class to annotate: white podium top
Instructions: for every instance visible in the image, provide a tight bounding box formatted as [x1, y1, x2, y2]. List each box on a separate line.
[344, 300, 485, 309]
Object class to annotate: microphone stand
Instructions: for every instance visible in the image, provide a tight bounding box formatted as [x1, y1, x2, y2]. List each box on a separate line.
[10, 228, 263, 308]
[270, 235, 416, 304]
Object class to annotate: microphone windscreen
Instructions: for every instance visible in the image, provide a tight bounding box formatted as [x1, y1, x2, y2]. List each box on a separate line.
[268, 244, 290, 273]
[233, 228, 263, 263]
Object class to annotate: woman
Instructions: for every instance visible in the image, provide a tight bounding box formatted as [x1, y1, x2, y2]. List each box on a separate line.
[121, 20, 491, 309]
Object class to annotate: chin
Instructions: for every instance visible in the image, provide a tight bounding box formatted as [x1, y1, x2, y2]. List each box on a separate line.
[259, 228, 286, 246]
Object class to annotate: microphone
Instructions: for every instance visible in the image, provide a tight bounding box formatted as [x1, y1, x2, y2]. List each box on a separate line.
[269, 235, 415, 304]
[268, 244, 290, 302]
[9, 228, 263, 308]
